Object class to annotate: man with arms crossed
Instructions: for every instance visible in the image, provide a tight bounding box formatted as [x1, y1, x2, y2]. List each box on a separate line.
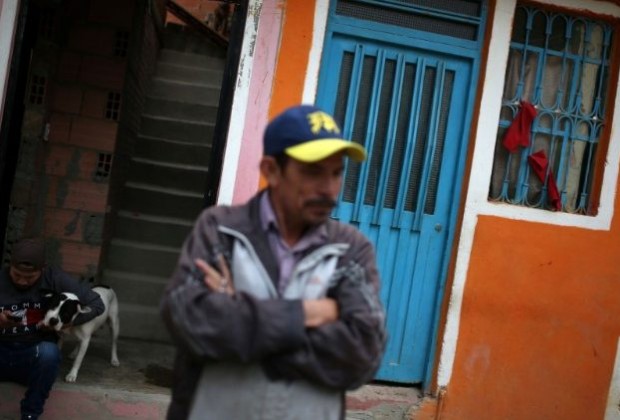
[161, 104, 386, 420]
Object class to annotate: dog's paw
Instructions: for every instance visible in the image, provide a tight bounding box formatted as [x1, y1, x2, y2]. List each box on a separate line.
[65, 372, 78, 382]
[111, 358, 120, 367]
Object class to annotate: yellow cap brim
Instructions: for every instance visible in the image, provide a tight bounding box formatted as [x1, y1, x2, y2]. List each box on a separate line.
[285, 139, 367, 163]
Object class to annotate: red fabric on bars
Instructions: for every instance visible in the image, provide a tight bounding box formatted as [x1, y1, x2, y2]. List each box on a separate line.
[502, 101, 537, 153]
[528, 150, 561, 211]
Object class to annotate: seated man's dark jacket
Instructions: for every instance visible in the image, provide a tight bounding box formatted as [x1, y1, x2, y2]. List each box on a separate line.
[0, 266, 105, 343]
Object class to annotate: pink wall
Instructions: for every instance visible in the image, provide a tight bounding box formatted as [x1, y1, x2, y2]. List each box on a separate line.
[231, 1, 284, 204]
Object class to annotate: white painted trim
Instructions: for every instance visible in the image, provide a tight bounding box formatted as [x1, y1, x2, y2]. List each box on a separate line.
[605, 337, 620, 420]
[0, 0, 20, 126]
[438, 0, 517, 387]
[438, 0, 620, 387]
[302, 0, 329, 104]
[217, 0, 262, 205]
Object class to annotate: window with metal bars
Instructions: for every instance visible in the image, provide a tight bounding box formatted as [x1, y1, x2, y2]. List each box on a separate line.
[489, 5, 616, 215]
[28, 74, 46, 105]
[114, 31, 129, 57]
[105, 92, 121, 121]
[94, 153, 113, 182]
[39, 8, 56, 39]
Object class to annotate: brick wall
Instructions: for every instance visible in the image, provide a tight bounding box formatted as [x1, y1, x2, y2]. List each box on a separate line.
[166, 0, 229, 36]
[2, 0, 158, 281]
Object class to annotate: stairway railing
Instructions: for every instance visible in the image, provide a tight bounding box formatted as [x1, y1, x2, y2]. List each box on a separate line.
[166, 0, 229, 49]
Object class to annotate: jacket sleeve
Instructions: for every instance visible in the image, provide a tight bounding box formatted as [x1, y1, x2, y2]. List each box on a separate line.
[160, 208, 307, 362]
[263, 237, 387, 390]
[50, 268, 105, 325]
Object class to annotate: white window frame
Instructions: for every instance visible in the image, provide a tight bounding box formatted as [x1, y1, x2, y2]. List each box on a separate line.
[472, 0, 620, 231]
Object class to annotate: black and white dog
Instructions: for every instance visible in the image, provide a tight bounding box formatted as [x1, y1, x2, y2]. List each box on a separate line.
[41, 286, 120, 382]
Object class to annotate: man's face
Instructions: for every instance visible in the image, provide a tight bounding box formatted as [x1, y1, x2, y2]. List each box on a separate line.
[9, 265, 42, 290]
[268, 152, 345, 230]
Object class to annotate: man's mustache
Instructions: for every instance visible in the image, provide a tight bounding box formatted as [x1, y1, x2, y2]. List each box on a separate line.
[304, 198, 337, 208]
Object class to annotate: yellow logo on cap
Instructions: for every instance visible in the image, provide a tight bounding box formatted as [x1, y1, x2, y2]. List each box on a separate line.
[307, 111, 340, 135]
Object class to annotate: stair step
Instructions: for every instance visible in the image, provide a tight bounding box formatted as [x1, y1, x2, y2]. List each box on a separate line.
[148, 78, 220, 106]
[118, 302, 171, 342]
[127, 158, 208, 193]
[139, 114, 215, 144]
[134, 135, 212, 166]
[155, 62, 223, 85]
[158, 49, 225, 69]
[112, 211, 194, 248]
[98, 24, 226, 346]
[102, 269, 170, 308]
[120, 183, 204, 220]
[143, 97, 219, 121]
[105, 239, 180, 278]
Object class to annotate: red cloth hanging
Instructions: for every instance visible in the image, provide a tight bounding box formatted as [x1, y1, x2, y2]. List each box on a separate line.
[527, 150, 561, 211]
[502, 101, 537, 153]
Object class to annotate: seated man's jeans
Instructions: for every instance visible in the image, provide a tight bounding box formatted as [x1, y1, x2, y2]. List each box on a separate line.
[0, 341, 61, 419]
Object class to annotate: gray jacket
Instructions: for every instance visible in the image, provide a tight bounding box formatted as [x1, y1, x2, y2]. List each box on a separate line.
[160, 191, 386, 420]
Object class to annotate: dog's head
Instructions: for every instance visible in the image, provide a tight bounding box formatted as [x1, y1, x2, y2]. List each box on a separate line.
[40, 291, 91, 331]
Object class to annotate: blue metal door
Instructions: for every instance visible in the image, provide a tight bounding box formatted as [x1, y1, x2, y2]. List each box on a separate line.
[316, 4, 484, 382]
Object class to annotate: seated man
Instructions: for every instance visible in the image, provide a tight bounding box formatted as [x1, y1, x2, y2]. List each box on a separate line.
[0, 237, 104, 420]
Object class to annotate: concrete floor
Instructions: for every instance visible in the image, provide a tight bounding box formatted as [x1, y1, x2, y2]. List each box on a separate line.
[0, 333, 421, 419]
[56, 333, 176, 393]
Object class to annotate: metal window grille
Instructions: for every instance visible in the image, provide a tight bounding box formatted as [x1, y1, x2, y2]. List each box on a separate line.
[28, 75, 46, 105]
[105, 92, 121, 121]
[114, 31, 130, 57]
[39, 9, 56, 39]
[335, 0, 483, 41]
[94, 153, 113, 181]
[489, 5, 614, 214]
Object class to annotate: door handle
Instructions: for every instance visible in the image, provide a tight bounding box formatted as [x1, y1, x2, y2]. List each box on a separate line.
[434, 224, 442, 232]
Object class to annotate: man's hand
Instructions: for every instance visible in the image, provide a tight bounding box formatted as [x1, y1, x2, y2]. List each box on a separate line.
[195, 254, 235, 296]
[0, 311, 22, 328]
[303, 299, 339, 327]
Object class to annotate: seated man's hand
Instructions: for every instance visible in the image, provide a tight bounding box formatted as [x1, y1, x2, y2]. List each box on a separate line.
[0, 311, 23, 328]
[36, 320, 73, 331]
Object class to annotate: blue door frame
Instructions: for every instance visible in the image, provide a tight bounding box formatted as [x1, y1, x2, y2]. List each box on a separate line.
[316, 1, 486, 385]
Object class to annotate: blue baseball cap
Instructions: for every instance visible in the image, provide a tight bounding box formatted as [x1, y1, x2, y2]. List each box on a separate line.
[263, 104, 366, 163]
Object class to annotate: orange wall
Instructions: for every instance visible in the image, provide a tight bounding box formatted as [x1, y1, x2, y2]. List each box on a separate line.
[442, 212, 620, 419]
[264, 2, 620, 418]
[258, 0, 316, 189]
[268, 0, 315, 117]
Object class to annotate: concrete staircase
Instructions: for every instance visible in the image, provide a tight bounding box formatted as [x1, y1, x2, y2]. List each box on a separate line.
[102, 23, 227, 342]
